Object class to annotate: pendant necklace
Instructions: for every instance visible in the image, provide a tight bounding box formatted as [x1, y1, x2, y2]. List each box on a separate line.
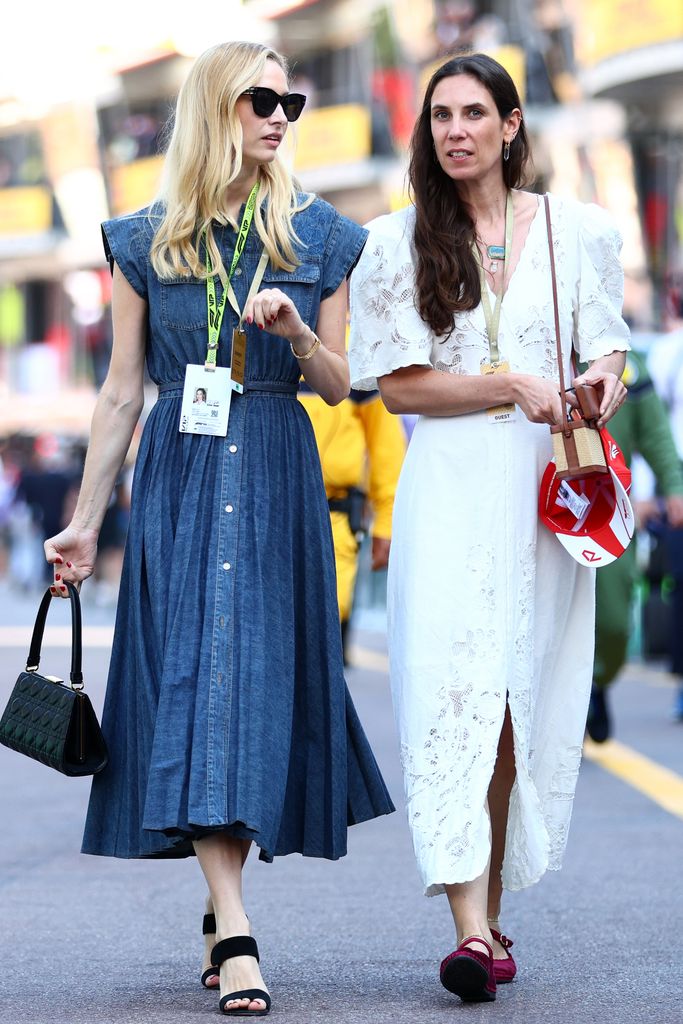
[486, 243, 506, 274]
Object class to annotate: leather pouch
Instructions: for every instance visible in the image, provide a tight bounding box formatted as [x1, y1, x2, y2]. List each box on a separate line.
[574, 383, 602, 422]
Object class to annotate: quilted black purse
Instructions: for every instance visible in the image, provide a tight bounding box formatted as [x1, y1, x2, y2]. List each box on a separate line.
[0, 582, 108, 776]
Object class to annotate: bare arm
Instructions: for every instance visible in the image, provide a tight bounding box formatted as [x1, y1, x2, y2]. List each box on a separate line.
[378, 364, 567, 425]
[44, 264, 147, 591]
[245, 280, 349, 405]
[379, 348, 628, 427]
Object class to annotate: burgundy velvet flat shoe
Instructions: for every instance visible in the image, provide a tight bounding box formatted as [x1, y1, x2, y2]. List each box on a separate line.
[490, 928, 517, 983]
[440, 936, 496, 1002]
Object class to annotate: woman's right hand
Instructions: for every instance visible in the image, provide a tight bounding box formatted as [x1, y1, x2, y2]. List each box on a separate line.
[44, 525, 99, 597]
[512, 374, 572, 425]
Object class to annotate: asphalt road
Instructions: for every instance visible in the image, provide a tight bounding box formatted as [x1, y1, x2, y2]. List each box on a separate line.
[0, 584, 681, 1024]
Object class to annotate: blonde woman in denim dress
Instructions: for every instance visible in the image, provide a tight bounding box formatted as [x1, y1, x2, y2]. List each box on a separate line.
[44, 41, 393, 1017]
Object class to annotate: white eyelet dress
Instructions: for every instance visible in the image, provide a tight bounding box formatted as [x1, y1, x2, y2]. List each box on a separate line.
[349, 194, 630, 895]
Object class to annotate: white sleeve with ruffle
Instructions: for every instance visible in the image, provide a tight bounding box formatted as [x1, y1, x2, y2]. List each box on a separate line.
[573, 202, 631, 362]
[349, 207, 434, 391]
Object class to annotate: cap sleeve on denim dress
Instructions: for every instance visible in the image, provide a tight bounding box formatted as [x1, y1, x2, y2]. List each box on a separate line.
[101, 211, 151, 300]
[349, 206, 433, 391]
[574, 202, 630, 363]
[317, 201, 367, 300]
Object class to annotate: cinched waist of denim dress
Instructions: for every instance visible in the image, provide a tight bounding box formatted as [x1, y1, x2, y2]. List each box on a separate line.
[156, 380, 299, 400]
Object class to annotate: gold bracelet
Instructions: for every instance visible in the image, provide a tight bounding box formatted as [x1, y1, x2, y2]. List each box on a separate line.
[290, 331, 321, 361]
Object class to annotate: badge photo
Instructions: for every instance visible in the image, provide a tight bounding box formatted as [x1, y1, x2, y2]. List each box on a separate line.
[179, 365, 232, 437]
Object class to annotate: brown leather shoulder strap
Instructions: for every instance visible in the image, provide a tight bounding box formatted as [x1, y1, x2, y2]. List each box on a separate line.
[543, 194, 568, 411]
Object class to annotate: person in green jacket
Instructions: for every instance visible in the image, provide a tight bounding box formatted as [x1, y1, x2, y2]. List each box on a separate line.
[587, 349, 683, 741]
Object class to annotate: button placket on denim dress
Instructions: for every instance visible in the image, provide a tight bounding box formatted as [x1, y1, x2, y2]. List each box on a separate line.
[82, 197, 394, 860]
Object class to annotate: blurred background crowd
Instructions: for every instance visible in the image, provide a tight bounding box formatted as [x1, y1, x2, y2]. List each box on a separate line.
[1, 1, 683, 715]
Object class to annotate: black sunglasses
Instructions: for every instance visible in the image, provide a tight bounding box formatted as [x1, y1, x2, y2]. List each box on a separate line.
[241, 87, 306, 122]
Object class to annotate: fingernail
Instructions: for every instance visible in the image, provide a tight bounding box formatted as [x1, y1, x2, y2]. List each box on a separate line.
[246, 316, 252, 325]
[60, 585, 67, 592]
[66, 562, 72, 568]
[55, 556, 63, 564]
[55, 574, 61, 581]
[258, 323, 263, 330]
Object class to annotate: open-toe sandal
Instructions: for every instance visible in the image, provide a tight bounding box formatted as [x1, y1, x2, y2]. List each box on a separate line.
[211, 935, 271, 1017]
[440, 935, 496, 1003]
[201, 913, 220, 988]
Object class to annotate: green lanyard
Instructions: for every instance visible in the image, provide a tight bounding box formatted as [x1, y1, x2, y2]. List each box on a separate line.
[205, 182, 259, 368]
[475, 192, 514, 365]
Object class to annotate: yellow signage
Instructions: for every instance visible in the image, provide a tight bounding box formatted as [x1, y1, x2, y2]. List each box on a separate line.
[576, 0, 683, 66]
[110, 156, 164, 216]
[419, 46, 526, 104]
[294, 104, 371, 172]
[0, 186, 52, 237]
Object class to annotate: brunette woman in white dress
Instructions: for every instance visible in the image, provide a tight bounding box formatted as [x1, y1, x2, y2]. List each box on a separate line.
[349, 53, 629, 1003]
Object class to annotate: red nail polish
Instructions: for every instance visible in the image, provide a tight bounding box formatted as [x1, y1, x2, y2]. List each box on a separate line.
[246, 316, 253, 325]
[55, 574, 61, 581]
[258, 323, 263, 330]
[60, 585, 66, 592]
[66, 561, 72, 568]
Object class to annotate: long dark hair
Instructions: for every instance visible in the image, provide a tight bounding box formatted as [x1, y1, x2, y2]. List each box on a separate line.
[408, 53, 531, 336]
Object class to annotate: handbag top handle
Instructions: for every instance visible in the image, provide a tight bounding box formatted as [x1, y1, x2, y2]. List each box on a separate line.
[26, 582, 83, 690]
[543, 194, 573, 439]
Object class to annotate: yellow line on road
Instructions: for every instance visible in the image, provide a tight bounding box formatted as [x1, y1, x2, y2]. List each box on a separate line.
[352, 645, 683, 823]
[1, 629, 682, 820]
[583, 738, 683, 820]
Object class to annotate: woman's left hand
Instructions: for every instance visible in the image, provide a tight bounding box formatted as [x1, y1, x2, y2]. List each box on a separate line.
[572, 364, 627, 427]
[245, 288, 305, 342]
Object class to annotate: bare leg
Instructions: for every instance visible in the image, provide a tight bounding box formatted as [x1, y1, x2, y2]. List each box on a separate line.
[201, 843, 251, 987]
[445, 855, 493, 956]
[445, 704, 516, 959]
[486, 705, 516, 958]
[194, 835, 269, 1013]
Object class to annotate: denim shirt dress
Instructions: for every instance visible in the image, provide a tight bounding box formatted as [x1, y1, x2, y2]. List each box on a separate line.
[81, 195, 394, 860]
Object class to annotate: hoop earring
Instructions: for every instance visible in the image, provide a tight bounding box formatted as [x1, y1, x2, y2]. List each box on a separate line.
[503, 140, 511, 162]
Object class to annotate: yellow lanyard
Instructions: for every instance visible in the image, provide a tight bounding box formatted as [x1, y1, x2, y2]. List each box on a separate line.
[205, 183, 260, 368]
[474, 193, 514, 365]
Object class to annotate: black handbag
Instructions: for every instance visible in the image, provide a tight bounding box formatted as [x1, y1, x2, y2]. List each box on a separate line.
[0, 582, 108, 776]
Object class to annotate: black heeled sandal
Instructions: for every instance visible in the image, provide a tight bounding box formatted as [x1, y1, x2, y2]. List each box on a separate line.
[201, 913, 220, 988]
[211, 935, 271, 1017]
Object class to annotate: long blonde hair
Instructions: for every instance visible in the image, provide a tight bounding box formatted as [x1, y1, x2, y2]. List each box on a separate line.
[150, 41, 306, 282]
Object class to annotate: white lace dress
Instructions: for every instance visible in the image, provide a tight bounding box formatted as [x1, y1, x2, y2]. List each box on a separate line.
[348, 194, 630, 895]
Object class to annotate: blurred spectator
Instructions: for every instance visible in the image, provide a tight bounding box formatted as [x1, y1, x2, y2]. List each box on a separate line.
[434, 0, 477, 55]
[0, 442, 19, 578]
[15, 434, 79, 584]
[92, 470, 131, 606]
[647, 314, 683, 720]
[298, 383, 405, 665]
[587, 350, 683, 741]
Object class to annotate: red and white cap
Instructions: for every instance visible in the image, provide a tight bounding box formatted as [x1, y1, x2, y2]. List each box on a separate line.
[538, 429, 634, 567]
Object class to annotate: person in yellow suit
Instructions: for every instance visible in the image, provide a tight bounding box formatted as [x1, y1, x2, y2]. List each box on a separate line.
[299, 379, 406, 663]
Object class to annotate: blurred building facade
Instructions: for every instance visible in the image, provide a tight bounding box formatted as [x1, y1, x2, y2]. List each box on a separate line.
[573, 0, 683, 324]
[0, 0, 680, 436]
